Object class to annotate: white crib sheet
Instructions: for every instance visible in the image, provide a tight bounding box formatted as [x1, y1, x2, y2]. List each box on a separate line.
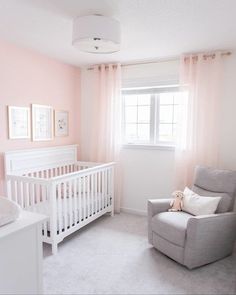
[28, 193, 111, 232]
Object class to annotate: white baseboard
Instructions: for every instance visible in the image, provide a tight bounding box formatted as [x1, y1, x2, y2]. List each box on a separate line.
[120, 207, 147, 216]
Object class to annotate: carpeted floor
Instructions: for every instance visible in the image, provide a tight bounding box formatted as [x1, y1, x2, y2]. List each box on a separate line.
[43, 213, 236, 294]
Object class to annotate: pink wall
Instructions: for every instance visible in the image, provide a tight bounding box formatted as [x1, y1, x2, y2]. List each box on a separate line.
[0, 39, 80, 194]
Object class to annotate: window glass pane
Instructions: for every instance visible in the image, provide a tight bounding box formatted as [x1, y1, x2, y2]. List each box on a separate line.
[125, 95, 137, 106]
[160, 93, 174, 105]
[125, 106, 137, 123]
[173, 105, 179, 123]
[159, 124, 173, 142]
[160, 105, 173, 123]
[125, 124, 137, 141]
[138, 106, 150, 123]
[137, 124, 150, 141]
[137, 94, 150, 105]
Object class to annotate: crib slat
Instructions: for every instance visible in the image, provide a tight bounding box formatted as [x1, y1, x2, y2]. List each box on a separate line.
[83, 176, 86, 219]
[98, 172, 101, 211]
[107, 169, 109, 207]
[73, 179, 78, 224]
[91, 173, 94, 215]
[22, 182, 26, 208]
[18, 181, 23, 208]
[13, 180, 17, 204]
[107, 169, 110, 207]
[68, 180, 73, 227]
[63, 182, 68, 230]
[109, 168, 112, 206]
[104, 169, 107, 208]
[48, 183, 57, 253]
[57, 183, 63, 234]
[94, 173, 98, 214]
[29, 182, 35, 210]
[78, 177, 82, 222]
[10, 181, 14, 202]
[25, 182, 30, 208]
[6, 179, 12, 201]
[41, 185, 48, 236]
[36, 184, 40, 205]
[102, 170, 105, 209]
[87, 175, 90, 217]
[20, 181, 24, 207]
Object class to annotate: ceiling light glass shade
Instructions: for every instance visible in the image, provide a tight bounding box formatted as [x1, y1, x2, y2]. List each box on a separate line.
[72, 15, 121, 54]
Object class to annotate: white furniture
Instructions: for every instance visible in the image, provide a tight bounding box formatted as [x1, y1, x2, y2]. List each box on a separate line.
[0, 211, 46, 294]
[4, 145, 115, 254]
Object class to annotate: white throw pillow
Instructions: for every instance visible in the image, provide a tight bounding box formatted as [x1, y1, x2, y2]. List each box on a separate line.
[183, 187, 221, 216]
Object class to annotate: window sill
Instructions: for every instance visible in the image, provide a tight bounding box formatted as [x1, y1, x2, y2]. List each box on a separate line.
[122, 143, 175, 151]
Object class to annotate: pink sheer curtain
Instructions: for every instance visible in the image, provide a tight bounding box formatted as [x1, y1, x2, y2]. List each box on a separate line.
[80, 64, 122, 212]
[175, 52, 223, 189]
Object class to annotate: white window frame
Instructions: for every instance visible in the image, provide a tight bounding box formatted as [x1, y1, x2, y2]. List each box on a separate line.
[122, 86, 179, 149]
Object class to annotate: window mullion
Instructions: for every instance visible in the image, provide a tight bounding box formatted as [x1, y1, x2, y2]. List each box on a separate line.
[155, 94, 160, 144]
[150, 94, 155, 144]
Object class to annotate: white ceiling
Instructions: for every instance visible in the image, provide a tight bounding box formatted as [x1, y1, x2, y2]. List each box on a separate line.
[0, 0, 235, 67]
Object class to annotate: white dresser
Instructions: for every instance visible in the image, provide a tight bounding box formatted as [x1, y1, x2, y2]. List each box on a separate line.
[0, 211, 47, 294]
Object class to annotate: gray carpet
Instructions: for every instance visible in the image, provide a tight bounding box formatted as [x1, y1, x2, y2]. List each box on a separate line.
[43, 213, 236, 294]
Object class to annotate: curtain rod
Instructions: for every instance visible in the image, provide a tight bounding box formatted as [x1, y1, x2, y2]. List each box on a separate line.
[87, 56, 178, 70]
[87, 51, 232, 70]
[184, 51, 231, 61]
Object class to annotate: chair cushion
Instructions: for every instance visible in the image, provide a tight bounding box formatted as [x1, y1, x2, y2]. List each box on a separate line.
[192, 185, 232, 213]
[193, 166, 236, 211]
[151, 212, 192, 247]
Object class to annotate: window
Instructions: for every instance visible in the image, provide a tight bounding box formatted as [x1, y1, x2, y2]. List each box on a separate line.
[122, 86, 183, 146]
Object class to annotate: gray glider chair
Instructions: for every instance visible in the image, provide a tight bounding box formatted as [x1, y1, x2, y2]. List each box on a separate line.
[148, 166, 236, 269]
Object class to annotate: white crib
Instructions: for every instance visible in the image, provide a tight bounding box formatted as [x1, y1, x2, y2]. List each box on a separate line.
[4, 145, 115, 254]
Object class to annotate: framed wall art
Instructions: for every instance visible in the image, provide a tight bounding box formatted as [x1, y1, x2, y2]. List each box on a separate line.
[8, 106, 31, 139]
[32, 104, 53, 141]
[54, 110, 69, 137]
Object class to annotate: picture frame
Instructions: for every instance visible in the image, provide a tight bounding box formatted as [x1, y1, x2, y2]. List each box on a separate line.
[8, 106, 31, 139]
[32, 104, 53, 141]
[54, 110, 69, 137]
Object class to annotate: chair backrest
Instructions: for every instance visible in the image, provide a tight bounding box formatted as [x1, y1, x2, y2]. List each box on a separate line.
[192, 166, 236, 213]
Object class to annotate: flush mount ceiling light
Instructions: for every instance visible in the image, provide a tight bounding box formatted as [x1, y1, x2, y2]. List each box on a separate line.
[72, 15, 121, 54]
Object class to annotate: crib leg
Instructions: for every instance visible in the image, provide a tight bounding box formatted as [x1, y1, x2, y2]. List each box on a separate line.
[109, 207, 114, 217]
[52, 242, 58, 255]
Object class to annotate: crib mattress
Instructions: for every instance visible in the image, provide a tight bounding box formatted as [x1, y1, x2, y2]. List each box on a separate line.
[27, 193, 112, 232]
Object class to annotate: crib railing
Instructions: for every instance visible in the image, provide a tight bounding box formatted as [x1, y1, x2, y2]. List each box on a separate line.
[6, 162, 115, 252]
[23, 161, 100, 179]
[51, 163, 114, 238]
[6, 174, 51, 240]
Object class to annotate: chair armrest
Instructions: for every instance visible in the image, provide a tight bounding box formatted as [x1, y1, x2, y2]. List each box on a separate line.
[147, 199, 171, 244]
[184, 212, 236, 269]
[148, 199, 171, 217]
